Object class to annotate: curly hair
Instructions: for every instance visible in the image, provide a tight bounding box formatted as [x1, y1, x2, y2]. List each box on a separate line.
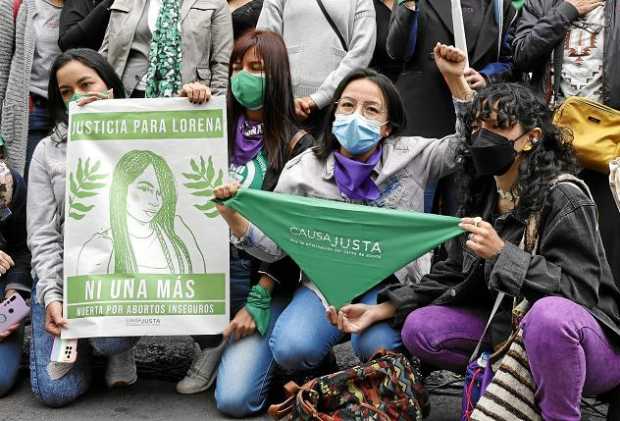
[455, 83, 578, 220]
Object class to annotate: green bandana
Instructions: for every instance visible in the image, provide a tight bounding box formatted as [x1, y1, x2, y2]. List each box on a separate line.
[231, 71, 265, 110]
[244, 284, 271, 336]
[145, 0, 183, 98]
[220, 189, 464, 308]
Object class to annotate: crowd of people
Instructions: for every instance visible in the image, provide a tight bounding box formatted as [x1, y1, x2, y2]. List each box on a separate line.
[0, 0, 619, 419]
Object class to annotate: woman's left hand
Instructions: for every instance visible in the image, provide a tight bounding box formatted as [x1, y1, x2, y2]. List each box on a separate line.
[327, 304, 376, 334]
[179, 82, 211, 104]
[460, 217, 505, 260]
[223, 307, 256, 341]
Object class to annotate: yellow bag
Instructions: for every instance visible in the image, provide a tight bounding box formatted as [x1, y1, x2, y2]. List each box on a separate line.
[553, 97, 620, 173]
[611, 158, 620, 212]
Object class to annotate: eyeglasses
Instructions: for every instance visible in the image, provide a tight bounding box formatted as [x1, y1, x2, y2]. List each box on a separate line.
[334, 97, 386, 121]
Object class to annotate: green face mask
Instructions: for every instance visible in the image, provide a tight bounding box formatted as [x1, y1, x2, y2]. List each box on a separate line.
[231, 70, 266, 111]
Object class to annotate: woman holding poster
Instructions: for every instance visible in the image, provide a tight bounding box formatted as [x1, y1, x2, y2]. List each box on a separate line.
[27, 49, 142, 407]
[213, 44, 473, 416]
[173, 31, 316, 414]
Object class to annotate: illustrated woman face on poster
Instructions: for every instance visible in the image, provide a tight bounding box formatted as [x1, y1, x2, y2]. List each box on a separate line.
[77, 150, 206, 275]
[110, 150, 199, 274]
[126, 164, 163, 224]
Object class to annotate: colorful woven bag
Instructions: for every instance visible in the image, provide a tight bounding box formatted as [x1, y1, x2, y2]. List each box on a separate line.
[268, 350, 427, 420]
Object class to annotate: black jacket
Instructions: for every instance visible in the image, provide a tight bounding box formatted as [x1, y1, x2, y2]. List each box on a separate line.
[513, 0, 620, 109]
[386, 1, 517, 137]
[379, 177, 620, 347]
[1, 169, 31, 295]
[59, 0, 114, 51]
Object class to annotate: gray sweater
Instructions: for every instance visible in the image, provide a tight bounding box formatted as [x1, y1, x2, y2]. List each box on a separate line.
[257, 0, 376, 109]
[0, 0, 36, 175]
[26, 124, 67, 307]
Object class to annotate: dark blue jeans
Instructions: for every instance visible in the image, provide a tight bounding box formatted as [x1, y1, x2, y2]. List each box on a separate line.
[0, 284, 23, 397]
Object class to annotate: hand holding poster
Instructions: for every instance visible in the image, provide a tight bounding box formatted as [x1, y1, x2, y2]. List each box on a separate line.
[63, 97, 229, 339]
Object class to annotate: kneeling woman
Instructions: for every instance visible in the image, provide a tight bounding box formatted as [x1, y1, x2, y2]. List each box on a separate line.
[331, 76, 620, 419]
[27, 49, 140, 407]
[213, 44, 473, 413]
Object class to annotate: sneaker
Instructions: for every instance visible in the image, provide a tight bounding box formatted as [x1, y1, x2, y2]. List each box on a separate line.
[105, 348, 137, 388]
[176, 341, 225, 394]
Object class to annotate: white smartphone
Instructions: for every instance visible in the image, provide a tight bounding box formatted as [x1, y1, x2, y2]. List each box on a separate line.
[51, 336, 78, 363]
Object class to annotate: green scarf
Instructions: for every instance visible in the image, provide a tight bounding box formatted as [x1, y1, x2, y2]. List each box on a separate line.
[220, 189, 464, 308]
[145, 0, 183, 98]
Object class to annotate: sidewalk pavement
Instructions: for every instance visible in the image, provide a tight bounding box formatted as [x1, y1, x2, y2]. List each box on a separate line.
[0, 335, 608, 421]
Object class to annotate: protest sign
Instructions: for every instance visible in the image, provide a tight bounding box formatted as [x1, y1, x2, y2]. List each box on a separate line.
[63, 97, 229, 338]
[220, 189, 464, 309]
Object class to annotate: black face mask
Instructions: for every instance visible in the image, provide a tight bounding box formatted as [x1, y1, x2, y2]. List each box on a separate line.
[470, 128, 518, 176]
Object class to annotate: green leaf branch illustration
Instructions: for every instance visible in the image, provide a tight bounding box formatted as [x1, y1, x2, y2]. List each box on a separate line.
[68, 158, 107, 220]
[183, 156, 224, 219]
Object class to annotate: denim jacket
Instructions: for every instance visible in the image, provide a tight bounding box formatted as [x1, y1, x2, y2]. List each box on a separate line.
[379, 176, 620, 347]
[232, 99, 468, 288]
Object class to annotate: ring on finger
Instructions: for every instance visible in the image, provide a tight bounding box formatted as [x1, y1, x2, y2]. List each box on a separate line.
[474, 217, 482, 227]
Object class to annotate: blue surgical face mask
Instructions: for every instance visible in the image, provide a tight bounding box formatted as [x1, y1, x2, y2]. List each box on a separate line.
[331, 113, 384, 155]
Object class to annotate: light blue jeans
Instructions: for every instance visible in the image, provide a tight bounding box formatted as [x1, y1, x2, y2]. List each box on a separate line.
[30, 286, 139, 408]
[0, 284, 23, 397]
[270, 285, 402, 370]
[215, 293, 289, 417]
[215, 285, 402, 417]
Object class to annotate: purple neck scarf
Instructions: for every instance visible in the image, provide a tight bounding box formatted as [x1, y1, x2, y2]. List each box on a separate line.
[232, 116, 264, 166]
[333, 147, 382, 201]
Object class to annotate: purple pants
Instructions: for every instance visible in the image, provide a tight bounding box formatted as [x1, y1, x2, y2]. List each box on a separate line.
[401, 296, 620, 421]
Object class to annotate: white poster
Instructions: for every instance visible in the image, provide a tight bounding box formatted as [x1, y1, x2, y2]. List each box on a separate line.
[62, 97, 229, 338]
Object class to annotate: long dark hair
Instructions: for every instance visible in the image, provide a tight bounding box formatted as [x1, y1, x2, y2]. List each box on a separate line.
[456, 83, 578, 220]
[227, 30, 297, 173]
[48, 48, 126, 125]
[315, 68, 406, 160]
